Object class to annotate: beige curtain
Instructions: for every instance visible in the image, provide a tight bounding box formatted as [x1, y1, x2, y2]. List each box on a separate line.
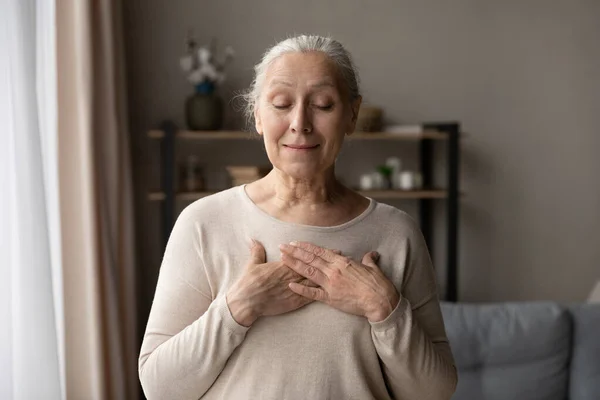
[57, 0, 137, 399]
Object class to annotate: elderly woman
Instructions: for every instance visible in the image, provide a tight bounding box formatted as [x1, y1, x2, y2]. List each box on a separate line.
[139, 35, 457, 399]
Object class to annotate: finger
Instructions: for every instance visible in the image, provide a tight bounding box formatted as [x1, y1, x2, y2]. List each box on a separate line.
[248, 239, 266, 265]
[280, 243, 330, 271]
[297, 278, 319, 288]
[281, 253, 328, 287]
[289, 241, 339, 263]
[361, 251, 380, 269]
[289, 282, 327, 302]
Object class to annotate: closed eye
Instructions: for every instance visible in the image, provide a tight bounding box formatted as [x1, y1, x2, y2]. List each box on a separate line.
[273, 104, 291, 110]
[315, 104, 334, 111]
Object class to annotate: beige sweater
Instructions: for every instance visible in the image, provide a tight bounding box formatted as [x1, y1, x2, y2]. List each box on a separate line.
[139, 185, 457, 400]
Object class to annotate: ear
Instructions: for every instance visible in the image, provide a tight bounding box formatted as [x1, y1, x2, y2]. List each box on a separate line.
[254, 107, 263, 135]
[346, 96, 362, 136]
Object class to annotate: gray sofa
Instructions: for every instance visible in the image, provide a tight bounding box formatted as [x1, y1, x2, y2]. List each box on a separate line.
[440, 302, 600, 400]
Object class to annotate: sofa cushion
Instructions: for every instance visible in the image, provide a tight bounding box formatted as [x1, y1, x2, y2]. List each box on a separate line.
[568, 303, 600, 400]
[441, 302, 571, 400]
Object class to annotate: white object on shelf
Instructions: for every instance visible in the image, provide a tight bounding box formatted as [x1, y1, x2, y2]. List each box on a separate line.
[398, 171, 415, 190]
[588, 281, 600, 303]
[397, 171, 424, 190]
[359, 174, 374, 190]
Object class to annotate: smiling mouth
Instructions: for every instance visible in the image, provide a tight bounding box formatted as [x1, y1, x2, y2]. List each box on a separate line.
[284, 144, 320, 150]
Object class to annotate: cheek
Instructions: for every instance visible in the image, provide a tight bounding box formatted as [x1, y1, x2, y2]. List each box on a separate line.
[262, 129, 285, 158]
[314, 108, 348, 130]
[264, 137, 280, 156]
[314, 112, 347, 146]
[322, 138, 344, 160]
[261, 110, 288, 134]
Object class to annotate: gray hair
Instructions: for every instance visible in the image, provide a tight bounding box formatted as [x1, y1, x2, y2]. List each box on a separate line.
[239, 35, 361, 128]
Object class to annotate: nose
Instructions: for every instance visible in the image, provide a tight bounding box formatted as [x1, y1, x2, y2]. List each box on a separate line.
[290, 105, 312, 133]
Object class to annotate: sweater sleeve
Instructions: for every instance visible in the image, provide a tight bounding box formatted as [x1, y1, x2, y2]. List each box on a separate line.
[138, 207, 249, 400]
[370, 220, 458, 400]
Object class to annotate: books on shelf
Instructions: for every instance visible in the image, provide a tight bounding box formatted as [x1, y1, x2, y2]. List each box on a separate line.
[383, 124, 423, 135]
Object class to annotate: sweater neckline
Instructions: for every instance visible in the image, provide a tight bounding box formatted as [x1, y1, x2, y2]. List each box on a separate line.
[238, 184, 376, 232]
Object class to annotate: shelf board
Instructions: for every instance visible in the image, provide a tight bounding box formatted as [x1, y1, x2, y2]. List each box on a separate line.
[147, 130, 449, 141]
[147, 130, 257, 140]
[147, 189, 449, 202]
[351, 131, 448, 140]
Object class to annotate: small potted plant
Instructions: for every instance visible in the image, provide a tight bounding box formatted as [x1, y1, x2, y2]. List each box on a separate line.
[179, 32, 234, 130]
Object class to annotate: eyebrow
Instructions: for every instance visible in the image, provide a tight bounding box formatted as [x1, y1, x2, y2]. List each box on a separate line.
[269, 79, 336, 89]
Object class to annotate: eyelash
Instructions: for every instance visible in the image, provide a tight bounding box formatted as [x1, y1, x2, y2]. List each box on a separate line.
[273, 104, 333, 111]
[316, 104, 333, 111]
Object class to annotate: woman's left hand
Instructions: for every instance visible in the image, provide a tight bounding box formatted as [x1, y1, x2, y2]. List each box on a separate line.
[280, 242, 400, 322]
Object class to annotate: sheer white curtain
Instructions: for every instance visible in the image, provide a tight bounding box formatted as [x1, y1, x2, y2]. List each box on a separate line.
[0, 0, 137, 398]
[0, 0, 64, 399]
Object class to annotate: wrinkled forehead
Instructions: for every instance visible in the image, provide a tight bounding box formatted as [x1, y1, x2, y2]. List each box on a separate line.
[263, 52, 347, 95]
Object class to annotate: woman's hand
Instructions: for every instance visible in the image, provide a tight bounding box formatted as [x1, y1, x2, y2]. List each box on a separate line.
[226, 239, 319, 327]
[280, 242, 400, 322]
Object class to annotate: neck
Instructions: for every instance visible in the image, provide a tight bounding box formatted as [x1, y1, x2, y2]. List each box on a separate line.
[245, 166, 369, 227]
[265, 167, 345, 208]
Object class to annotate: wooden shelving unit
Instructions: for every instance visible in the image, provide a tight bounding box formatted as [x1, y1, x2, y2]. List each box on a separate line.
[147, 189, 451, 202]
[147, 129, 449, 141]
[148, 121, 461, 301]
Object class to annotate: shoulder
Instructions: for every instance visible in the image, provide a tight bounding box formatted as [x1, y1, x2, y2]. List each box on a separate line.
[175, 186, 244, 226]
[365, 201, 428, 256]
[370, 201, 422, 237]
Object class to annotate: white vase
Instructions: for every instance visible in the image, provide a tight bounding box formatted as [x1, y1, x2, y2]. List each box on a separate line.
[399, 171, 415, 190]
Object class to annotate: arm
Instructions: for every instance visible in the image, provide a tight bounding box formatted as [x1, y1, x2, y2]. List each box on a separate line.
[370, 223, 457, 400]
[138, 207, 249, 400]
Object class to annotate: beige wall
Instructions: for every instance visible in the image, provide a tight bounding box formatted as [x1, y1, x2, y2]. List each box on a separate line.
[124, 0, 600, 325]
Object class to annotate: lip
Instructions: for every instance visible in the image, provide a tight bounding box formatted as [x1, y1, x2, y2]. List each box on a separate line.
[283, 144, 320, 150]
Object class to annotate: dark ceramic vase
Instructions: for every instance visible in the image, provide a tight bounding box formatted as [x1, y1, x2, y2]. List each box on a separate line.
[185, 82, 223, 130]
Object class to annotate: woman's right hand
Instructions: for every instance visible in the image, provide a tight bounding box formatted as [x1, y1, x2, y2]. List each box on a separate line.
[226, 239, 318, 327]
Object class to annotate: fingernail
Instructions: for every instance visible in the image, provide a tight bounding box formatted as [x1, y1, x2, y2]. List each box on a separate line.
[373, 251, 380, 260]
[290, 241, 298, 246]
[279, 243, 287, 250]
